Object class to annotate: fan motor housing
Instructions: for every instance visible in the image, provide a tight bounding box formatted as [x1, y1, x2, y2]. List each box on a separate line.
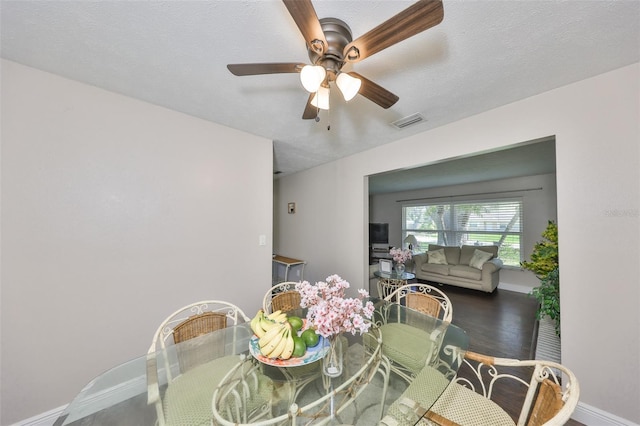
[308, 17, 353, 76]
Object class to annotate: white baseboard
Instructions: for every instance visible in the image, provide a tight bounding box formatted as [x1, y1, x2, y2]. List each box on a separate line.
[10, 404, 67, 426]
[573, 401, 640, 426]
[498, 281, 534, 294]
[11, 373, 146, 426]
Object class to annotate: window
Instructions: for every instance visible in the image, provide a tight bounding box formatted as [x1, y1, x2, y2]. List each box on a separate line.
[402, 199, 523, 267]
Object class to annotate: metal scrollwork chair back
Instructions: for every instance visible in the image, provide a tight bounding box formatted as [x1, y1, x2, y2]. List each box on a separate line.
[146, 300, 250, 426]
[263, 281, 302, 314]
[424, 350, 580, 426]
[385, 283, 452, 323]
[379, 284, 454, 382]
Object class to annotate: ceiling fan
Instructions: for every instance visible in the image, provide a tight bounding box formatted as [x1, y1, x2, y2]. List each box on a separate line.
[227, 0, 444, 120]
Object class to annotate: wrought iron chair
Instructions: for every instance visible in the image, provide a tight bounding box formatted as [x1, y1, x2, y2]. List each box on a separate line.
[263, 281, 302, 314]
[378, 283, 453, 382]
[385, 283, 452, 322]
[146, 300, 267, 426]
[391, 350, 580, 426]
[209, 354, 277, 425]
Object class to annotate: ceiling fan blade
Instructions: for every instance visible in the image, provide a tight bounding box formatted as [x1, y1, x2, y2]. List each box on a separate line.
[227, 63, 305, 76]
[349, 72, 399, 109]
[343, 0, 444, 63]
[282, 0, 328, 55]
[302, 93, 317, 119]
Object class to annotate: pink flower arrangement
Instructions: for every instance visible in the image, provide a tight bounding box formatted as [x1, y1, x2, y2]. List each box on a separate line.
[295, 275, 375, 338]
[389, 247, 412, 264]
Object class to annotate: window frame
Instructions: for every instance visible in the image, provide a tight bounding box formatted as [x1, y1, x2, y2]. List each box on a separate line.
[402, 197, 523, 268]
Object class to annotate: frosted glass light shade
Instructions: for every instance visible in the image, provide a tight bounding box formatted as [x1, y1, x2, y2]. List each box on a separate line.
[336, 73, 362, 101]
[310, 86, 330, 110]
[300, 65, 326, 93]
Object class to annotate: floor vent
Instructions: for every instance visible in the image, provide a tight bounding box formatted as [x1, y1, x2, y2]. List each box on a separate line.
[391, 113, 426, 129]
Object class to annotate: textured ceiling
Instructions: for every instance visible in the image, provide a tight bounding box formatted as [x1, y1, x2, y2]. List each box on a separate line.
[2, 0, 639, 182]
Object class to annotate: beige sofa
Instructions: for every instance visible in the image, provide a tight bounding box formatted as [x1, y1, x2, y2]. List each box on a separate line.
[413, 244, 503, 293]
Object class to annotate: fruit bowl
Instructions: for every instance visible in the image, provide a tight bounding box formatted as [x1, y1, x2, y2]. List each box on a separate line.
[248, 311, 329, 366]
[249, 333, 328, 367]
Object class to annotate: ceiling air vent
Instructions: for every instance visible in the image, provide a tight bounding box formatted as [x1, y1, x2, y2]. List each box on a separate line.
[391, 113, 426, 129]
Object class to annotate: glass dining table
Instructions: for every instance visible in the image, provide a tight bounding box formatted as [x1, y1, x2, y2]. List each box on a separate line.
[55, 298, 468, 426]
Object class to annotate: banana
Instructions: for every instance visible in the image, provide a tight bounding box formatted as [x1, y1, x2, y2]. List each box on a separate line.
[279, 324, 295, 360]
[259, 315, 280, 331]
[267, 310, 288, 323]
[260, 326, 285, 356]
[273, 313, 288, 323]
[266, 328, 289, 358]
[250, 310, 266, 337]
[267, 310, 283, 320]
[259, 322, 285, 349]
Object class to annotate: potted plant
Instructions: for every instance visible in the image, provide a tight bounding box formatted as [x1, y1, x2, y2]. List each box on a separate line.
[521, 221, 560, 336]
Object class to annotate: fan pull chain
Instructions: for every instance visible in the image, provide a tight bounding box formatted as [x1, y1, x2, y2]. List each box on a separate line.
[312, 107, 330, 131]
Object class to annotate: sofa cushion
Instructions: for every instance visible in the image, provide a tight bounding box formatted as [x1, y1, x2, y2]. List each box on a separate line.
[427, 248, 448, 265]
[469, 249, 494, 270]
[460, 245, 498, 265]
[449, 265, 482, 280]
[428, 245, 461, 265]
[459, 245, 477, 265]
[421, 263, 450, 276]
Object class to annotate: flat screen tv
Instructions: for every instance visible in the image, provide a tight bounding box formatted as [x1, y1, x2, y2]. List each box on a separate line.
[369, 223, 389, 245]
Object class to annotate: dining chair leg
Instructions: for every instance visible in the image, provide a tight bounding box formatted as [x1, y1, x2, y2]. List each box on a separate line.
[289, 402, 299, 426]
[375, 355, 392, 421]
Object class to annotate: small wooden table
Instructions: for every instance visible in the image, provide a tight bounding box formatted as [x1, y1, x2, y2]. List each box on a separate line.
[272, 255, 306, 283]
[374, 270, 416, 300]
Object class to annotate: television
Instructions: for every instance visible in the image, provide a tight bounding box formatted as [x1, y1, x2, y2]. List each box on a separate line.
[369, 223, 389, 247]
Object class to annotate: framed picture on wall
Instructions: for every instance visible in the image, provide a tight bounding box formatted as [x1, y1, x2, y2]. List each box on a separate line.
[379, 259, 392, 274]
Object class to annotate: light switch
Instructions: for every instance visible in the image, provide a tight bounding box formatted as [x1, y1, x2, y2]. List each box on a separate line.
[259, 235, 266, 246]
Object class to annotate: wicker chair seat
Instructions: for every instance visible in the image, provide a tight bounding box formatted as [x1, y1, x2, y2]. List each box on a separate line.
[379, 322, 434, 374]
[428, 382, 515, 426]
[163, 355, 273, 426]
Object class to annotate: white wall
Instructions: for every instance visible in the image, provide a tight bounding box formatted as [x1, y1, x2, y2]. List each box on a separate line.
[275, 64, 639, 423]
[1, 60, 273, 424]
[370, 173, 558, 292]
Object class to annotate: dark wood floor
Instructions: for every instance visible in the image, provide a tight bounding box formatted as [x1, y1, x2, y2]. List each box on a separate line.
[440, 283, 539, 358]
[428, 282, 583, 426]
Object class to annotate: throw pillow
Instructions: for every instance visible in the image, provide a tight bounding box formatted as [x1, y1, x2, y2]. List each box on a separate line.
[469, 249, 493, 270]
[427, 248, 448, 265]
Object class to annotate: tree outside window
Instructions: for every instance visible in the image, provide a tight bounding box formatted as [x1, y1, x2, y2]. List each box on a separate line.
[402, 199, 522, 267]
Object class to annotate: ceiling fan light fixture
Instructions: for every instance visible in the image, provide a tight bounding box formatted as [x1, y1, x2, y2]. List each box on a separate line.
[310, 86, 330, 110]
[300, 65, 326, 92]
[336, 72, 361, 101]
